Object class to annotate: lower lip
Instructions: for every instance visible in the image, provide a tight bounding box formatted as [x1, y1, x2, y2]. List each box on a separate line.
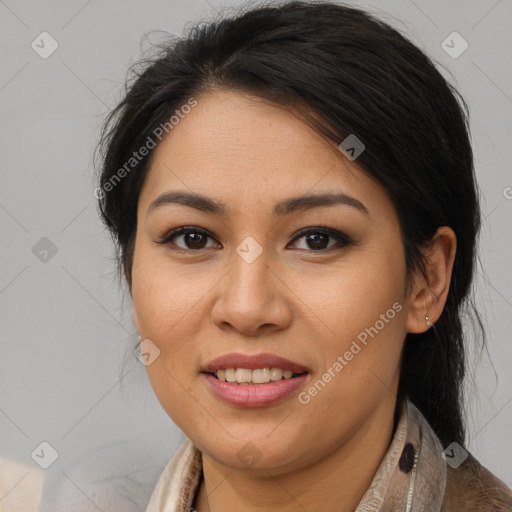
[201, 373, 309, 407]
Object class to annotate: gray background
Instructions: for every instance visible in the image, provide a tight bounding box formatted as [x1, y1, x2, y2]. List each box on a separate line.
[1, 0, 511, 508]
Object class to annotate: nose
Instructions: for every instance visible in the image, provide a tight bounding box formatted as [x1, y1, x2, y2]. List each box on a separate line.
[210, 248, 293, 337]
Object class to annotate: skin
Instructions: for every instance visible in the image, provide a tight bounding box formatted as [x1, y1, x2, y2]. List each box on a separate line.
[131, 89, 456, 512]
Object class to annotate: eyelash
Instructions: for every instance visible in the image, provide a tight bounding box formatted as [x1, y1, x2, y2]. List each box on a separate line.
[156, 225, 354, 253]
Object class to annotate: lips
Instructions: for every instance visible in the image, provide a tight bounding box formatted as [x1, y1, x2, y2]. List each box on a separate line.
[201, 353, 310, 407]
[202, 372, 309, 407]
[201, 352, 310, 374]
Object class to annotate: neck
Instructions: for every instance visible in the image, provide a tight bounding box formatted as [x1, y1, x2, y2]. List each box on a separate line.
[194, 393, 399, 512]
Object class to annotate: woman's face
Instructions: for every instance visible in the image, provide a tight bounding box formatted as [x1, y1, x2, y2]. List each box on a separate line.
[131, 89, 413, 474]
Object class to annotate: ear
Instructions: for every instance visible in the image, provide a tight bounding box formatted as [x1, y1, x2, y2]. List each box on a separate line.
[406, 226, 457, 334]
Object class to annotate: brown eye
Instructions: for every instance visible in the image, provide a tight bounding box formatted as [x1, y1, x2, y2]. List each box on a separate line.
[179, 232, 208, 249]
[288, 227, 353, 252]
[156, 227, 219, 251]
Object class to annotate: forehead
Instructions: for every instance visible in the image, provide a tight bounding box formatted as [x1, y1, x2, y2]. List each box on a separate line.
[138, 89, 390, 218]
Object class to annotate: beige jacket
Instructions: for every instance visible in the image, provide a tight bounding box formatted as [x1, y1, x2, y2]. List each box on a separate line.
[145, 399, 512, 512]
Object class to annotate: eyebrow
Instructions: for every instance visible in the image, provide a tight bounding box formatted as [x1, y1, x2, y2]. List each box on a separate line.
[146, 190, 369, 218]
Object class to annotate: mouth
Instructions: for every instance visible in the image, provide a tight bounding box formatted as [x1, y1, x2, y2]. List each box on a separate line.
[200, 353, 310, 407]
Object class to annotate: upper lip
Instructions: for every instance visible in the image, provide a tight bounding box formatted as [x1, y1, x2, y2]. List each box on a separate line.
[202, 353, 309, 373]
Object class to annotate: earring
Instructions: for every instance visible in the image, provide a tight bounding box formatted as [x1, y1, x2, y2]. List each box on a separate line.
[425, 315, 433, 328]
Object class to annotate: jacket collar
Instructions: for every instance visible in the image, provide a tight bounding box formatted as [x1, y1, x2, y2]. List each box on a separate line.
[357, 399, 446, 511]
[145, 398, 447, 512]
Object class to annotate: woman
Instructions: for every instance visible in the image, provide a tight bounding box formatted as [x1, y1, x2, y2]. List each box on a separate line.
[95, 1, 512, 510]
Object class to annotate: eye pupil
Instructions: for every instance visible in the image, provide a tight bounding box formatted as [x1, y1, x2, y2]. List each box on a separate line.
[186, 233, 206, 249]
[306, 233, 329, 250]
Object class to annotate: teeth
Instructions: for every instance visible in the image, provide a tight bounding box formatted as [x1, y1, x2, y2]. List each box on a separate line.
[235, 368, 252, 383]
[270, 368, 283, 381]
[252, 368, 270, 383]
[214, 368, 299, 384]
[225, 368, 236, 382]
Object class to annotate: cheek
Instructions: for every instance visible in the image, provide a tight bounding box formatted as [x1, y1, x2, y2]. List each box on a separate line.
[131, 251, 208, 400]
[131, 248, 209, 336]
[313, 249, 405, 339]
[131, 262, 204, 429]
[306, 249, 406, 396]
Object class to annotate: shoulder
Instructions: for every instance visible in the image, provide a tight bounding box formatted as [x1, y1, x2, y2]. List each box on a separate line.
[404, 399, 512, 512]
[442, 452, 512, 512]
[0, 454, 44, 512]
[38, 428, 182, 511]
[145, 437, 202, 512]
